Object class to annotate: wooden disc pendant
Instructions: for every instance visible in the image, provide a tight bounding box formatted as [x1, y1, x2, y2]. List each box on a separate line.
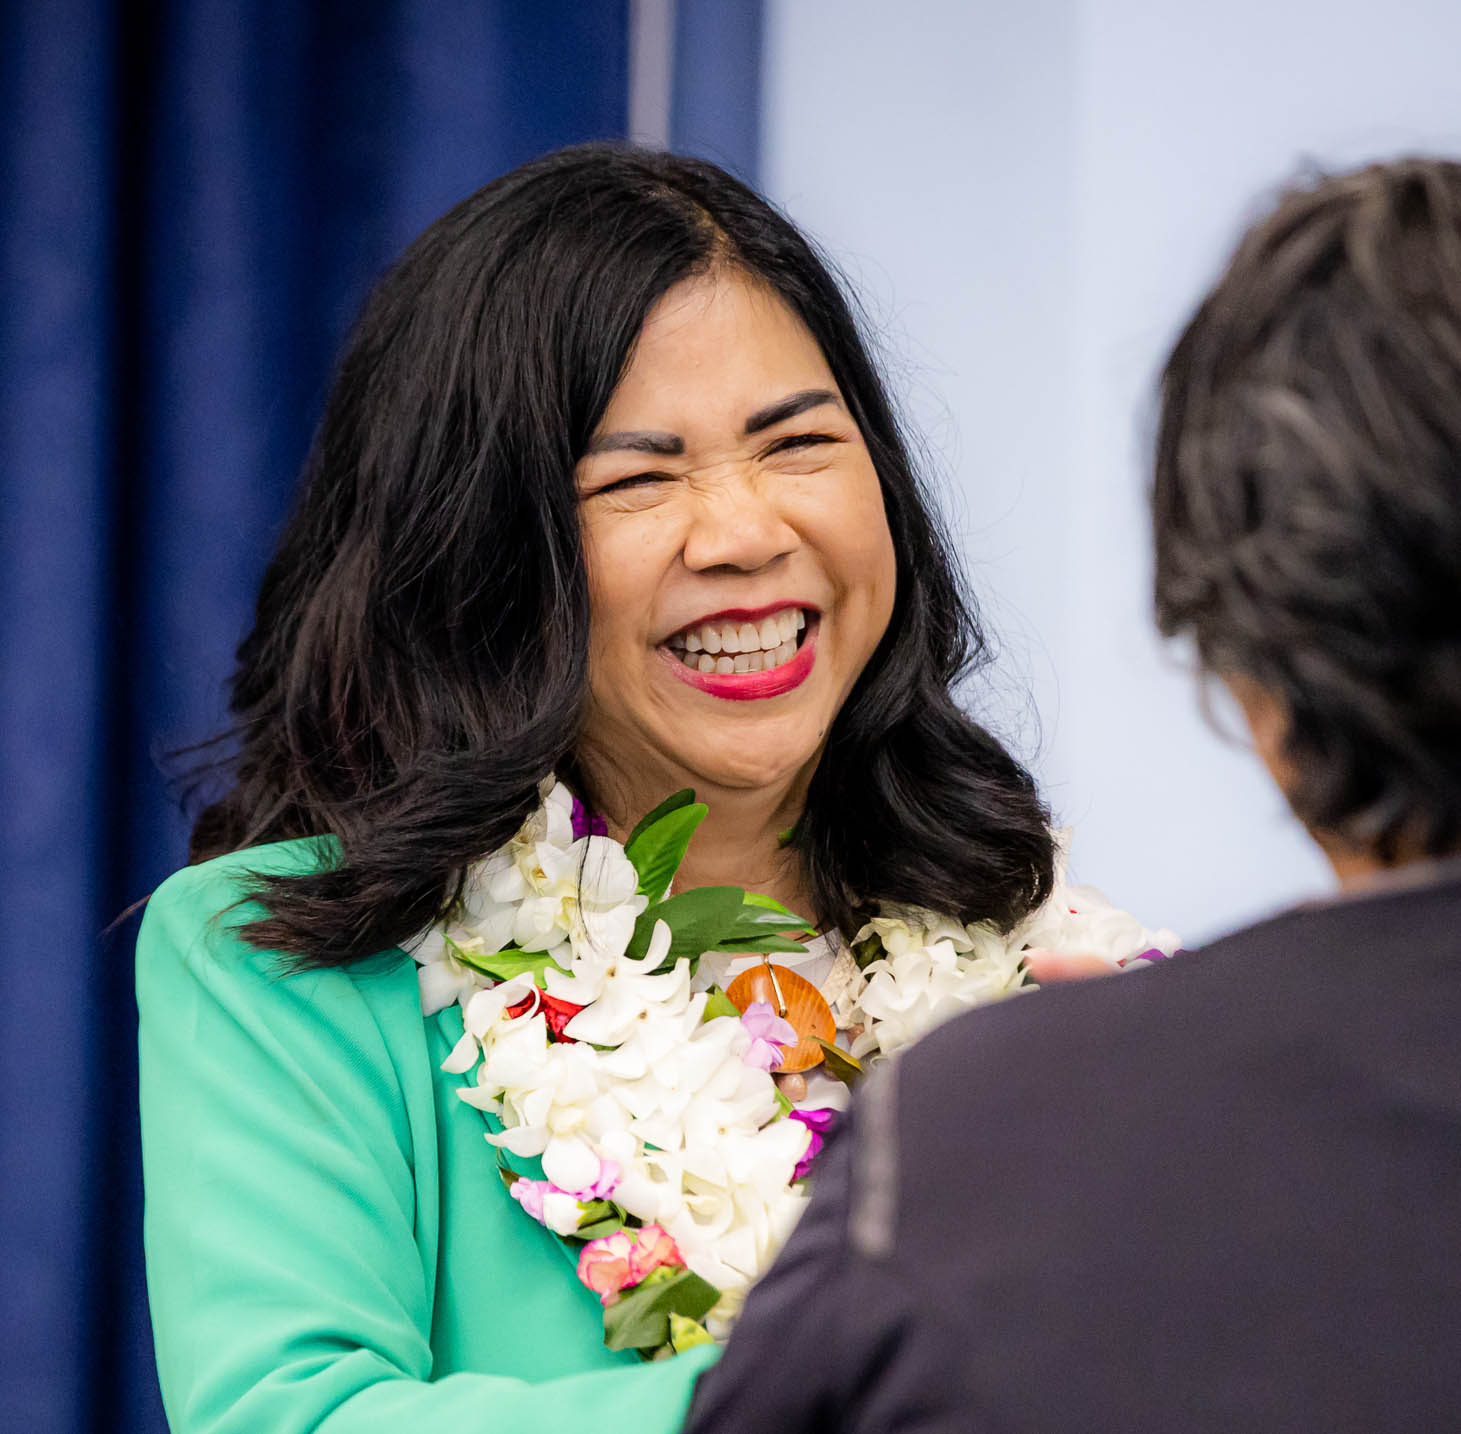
[725, 959, 836, 1074]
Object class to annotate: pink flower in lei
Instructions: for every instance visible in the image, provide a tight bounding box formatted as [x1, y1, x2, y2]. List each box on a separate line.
[576, 1224, 683, 1305]
[740, 1000, 797, 1071]
[627, 1224, 680, 1283]
[577, 1232, 636, 1305]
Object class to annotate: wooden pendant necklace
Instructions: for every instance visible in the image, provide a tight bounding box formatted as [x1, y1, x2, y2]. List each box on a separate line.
[725, 955, 837, 1074]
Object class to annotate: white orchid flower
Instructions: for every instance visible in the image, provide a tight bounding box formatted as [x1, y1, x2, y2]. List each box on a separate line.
[1014, 881, 1180, 965]
[854, 905, 975, 957]
[561, 930, 691, 1047]
[456, 780, 639, 960]
[851, 933, 1027, 1058]
[476, 1033, 619, 1194]
[409, 926, 491, 1017]
[545, 913, 669, 1020]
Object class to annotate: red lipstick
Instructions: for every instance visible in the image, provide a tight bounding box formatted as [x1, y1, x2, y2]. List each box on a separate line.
[661, 623, 818, 701]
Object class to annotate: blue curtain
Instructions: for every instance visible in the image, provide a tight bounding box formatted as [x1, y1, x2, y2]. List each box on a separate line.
[0, 4, 759, 1430]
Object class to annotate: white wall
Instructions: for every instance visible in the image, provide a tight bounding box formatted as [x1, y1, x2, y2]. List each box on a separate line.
[762, 0, 1461, 943]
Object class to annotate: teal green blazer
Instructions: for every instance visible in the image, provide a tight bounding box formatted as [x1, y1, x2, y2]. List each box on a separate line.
[137, 841, 717, 1433]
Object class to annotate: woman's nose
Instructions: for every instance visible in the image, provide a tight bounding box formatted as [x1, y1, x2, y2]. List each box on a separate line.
[681, 480, 801, 574]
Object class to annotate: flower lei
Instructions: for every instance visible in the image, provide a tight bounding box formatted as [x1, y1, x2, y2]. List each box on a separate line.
[411, 778, 1178, 1357]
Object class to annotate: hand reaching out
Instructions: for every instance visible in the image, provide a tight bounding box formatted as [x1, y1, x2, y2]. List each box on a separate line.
[1022, 948, 1120, 984]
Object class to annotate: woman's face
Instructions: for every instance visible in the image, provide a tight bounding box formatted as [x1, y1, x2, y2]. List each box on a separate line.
[575, 270, 897, 808]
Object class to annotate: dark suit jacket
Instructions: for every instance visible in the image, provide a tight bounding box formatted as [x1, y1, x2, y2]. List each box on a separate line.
[686, 874, 1461, 1433]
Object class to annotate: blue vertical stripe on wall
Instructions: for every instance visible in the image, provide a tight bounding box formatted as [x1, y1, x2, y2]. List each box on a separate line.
[671, 0, 764, 182]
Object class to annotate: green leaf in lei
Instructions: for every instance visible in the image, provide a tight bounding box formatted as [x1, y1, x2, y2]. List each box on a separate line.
[813, 1037, 864, 1087]
[669, 1313, 714, 1352]
[722, 902, 809, 937]
[700, 987, 741, 1022]
[443, 936, 567, 985]
[624, 886, 746, 964]
[625, 888, 811, 968]
[572, 1200, 626, 1241]
[739, 891, 795, 914]
[625, 799, 709, 903]
[708, 898, 812, 956]
[623, 788, 698, 850]
[575, 1199, 618, 1226]
[708, 933, 809, 957]
[602, 1268, 720, 1353]
[850, 930, 886, 969]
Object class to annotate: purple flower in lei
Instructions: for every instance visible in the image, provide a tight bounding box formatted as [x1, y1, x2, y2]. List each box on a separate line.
[1118, 946, 1178, 968]
[788, 1107, 839, 1180]
[508, 1161, 622, 1226]
[570, 794, 609, 840]
[740, 1001, 798, 1071]
[508, 1179, 549, 1223]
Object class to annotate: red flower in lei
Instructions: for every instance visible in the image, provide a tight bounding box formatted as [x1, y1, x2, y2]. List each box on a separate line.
[505, 990, 586, 1042]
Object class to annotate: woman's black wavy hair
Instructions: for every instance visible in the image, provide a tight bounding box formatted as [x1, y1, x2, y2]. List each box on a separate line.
[1153, 157, 1461, 860]
[193, 143, 1054, 965]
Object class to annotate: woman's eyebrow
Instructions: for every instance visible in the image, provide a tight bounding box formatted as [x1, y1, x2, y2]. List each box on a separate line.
[584, 388, 840, 455]
[743, 388, 841, 435]
[584, 430, 685, 456]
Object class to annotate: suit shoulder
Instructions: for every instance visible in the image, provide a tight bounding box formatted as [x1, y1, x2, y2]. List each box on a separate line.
[897, 923, 1289, 1113]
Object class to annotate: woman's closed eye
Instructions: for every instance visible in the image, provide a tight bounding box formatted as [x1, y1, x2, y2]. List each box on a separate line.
[762, 431, 841, 458]
[585, 471, 675, 498]
[582, 433, 845, 497]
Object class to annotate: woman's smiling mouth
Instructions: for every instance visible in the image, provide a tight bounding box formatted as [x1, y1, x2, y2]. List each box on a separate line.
[660, 604, 818, 700]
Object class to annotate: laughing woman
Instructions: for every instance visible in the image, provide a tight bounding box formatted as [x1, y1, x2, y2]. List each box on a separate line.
[137, 146, 1071, 1433]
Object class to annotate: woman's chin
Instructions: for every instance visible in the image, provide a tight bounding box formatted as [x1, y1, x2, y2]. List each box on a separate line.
[665, 742, 819, 798]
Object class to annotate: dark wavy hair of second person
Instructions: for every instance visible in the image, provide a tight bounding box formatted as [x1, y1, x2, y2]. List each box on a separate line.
[190, 143, 1054, 967]
[1153, 157, 1461, 863]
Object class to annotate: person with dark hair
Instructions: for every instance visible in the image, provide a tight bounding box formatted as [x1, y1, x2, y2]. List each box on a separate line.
[684, 156, 1461, 1433]
[137, 144, 1078, 1432]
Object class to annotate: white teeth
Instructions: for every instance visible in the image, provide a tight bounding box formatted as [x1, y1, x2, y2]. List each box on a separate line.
[679, 637, 801, 677]
[671, 608, 808, 659]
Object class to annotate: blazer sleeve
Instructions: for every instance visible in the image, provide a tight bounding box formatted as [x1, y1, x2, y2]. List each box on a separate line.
[137, 860, 716, 1434]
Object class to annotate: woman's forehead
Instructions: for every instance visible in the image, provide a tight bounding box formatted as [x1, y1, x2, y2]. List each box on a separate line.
[596, 272, 840, 439]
